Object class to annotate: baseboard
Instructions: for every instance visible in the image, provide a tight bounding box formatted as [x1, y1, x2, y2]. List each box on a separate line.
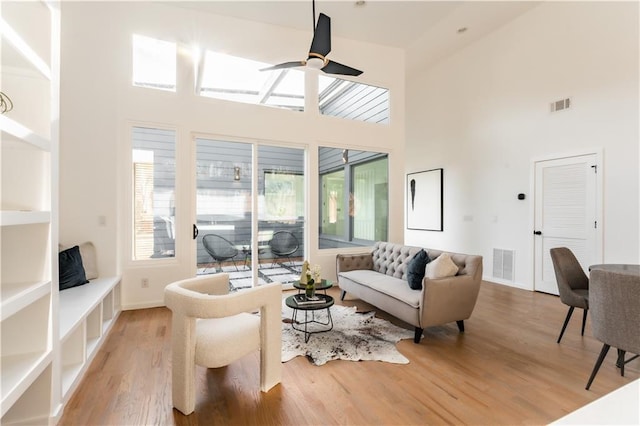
[123, 283, 296, 311]
[50, 404, 64, 425]
[482, 276, 532, 291]
[122, 300, 165, 310]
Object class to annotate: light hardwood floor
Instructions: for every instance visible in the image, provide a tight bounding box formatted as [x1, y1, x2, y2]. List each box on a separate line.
[59, 281, 639, 425]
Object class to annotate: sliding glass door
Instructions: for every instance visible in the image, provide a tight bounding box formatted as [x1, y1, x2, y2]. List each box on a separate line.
[195, 137, 305, 289]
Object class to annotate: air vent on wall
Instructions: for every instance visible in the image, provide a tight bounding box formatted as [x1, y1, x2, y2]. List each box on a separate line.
[493, 248, 515, 281]
[550, 97, 571, 112]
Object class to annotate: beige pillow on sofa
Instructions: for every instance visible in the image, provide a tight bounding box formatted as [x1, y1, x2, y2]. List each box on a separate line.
[425, 252, 459, 279]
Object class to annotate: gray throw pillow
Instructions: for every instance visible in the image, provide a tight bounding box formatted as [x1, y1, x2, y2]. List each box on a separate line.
[406, 249, 430, 290]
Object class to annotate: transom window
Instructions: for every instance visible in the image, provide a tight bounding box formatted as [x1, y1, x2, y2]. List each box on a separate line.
[131, 36, 390, 122]
[199, 51, 305, 111]
[132, 34, 176, 91]
[319, 76, 389, 124]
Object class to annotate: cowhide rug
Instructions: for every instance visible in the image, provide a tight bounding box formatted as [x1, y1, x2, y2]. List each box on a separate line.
[281, 300, 414, 366]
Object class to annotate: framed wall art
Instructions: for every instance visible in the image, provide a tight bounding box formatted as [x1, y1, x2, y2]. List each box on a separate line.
[406, 168, 443, 231]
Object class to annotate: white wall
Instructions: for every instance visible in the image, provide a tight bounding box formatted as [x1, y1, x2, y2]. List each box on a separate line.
[405, 2, 639, 289]
[59, 2, 406, 308]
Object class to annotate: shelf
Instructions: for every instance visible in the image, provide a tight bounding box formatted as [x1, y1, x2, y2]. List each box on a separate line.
[102, 318, 114, 335]
[86, 337, 100, 360]
[0, 280, 51, 321]
[1, 223, 50, 285]
[1, 145, 51, 212]
[60, 323, 84, 398]
[59, 277, 121, 340]
[1, 362, 52, 425]
[1, 1, 58, 422]
[0, 116, 51, 151]
[102, 290, 114, 334]
[1, 296, 51, 397]
[61, 363, 83, 397]
[0, 210, 50, 227]
[0, 351, 51, 418]
[86, 306, 101, 358]
[59, 278, 120, 403]
[0, 4, 51, 80]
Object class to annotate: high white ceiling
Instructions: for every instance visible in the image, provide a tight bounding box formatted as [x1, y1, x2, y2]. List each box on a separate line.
[171, 1, 540, 71]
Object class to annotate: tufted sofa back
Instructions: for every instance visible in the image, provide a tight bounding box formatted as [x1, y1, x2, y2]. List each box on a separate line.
[372, 242, 423, 280]
[371, 241, 481, 281]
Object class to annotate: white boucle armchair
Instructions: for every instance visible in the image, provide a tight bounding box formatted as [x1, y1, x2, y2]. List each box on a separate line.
[164, 274, 282, 415]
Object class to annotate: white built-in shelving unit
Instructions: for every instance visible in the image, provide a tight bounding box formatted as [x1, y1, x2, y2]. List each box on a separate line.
[2, 3, 121, 422]
[58, 277, 121, 403]
[1, 1, 59, 424]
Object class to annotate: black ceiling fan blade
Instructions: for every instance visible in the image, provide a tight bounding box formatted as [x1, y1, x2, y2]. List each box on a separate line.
[260, 61, 306, 72]
[321, 60, 363, 76]
[309, 13, 331, 56]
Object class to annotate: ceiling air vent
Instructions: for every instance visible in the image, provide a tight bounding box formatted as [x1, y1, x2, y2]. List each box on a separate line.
[550, 97, 571, 113]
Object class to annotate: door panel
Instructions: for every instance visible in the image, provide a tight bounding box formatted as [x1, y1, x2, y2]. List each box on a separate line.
[534, 154, 597, 294]
[194, 138, 305, 288]
[194, 138, 254, 286]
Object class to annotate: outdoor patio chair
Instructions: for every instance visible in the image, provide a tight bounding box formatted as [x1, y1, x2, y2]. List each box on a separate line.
[268, 230, 299, 267]
[202, 234, 239, 272]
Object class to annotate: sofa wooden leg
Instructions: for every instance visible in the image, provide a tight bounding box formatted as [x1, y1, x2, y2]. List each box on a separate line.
[414, 327, 423, 343]
[340, 290, 346, 301]
[456, 320, 465, 332]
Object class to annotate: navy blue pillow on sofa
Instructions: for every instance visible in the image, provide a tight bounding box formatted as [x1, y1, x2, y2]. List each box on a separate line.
[406, 249, 431, 290]
[59, 245, 89, 291]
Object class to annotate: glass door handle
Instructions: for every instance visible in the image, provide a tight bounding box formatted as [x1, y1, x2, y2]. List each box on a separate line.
[193, 224, 199, 240]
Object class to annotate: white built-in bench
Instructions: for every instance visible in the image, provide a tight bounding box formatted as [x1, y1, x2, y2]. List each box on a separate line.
[58, 276, 121, 403]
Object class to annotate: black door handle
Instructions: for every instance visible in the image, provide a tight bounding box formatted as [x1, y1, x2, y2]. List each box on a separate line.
[533, 230, 542, 235]
[193, 224, 199, 240]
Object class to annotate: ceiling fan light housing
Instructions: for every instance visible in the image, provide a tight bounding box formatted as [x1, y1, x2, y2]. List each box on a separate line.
[307, 56, 324, 70]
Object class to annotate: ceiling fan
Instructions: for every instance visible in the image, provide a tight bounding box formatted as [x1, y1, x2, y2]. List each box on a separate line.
[260, 0, 363, 77]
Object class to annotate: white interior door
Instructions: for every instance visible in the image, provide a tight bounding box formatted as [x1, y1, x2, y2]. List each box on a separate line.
[533, 154, 598, 294]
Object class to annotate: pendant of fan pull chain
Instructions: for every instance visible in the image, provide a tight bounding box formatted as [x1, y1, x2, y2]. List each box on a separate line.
[260, 0, 363, 76]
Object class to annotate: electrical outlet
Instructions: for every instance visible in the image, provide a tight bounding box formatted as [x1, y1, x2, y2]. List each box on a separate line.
[141, 278, 149, 288]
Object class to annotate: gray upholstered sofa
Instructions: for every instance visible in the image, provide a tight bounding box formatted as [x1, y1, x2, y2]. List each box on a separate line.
[336, 242, 483, 343]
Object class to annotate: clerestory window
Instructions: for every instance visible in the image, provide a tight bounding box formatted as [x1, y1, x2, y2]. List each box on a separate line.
[319, 76, 389, 124]
[199, 51, 305, 111]
[132, 34, 176, 91]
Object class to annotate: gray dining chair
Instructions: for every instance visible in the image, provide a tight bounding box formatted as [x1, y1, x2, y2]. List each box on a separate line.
[585, 266, 640, 390]
[550, 247, 589, 343]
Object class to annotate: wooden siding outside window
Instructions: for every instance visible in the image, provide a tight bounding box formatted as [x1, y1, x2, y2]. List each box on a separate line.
[133, 162, 154, 259]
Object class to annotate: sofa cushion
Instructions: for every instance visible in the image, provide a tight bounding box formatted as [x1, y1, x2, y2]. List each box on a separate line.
[339, 270, 422, 308]
[425, 252, 459, 279]
[406, 249, 430, 290]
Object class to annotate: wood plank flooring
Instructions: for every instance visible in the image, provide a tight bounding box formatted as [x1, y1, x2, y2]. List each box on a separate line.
[59, 281, 639, 425]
